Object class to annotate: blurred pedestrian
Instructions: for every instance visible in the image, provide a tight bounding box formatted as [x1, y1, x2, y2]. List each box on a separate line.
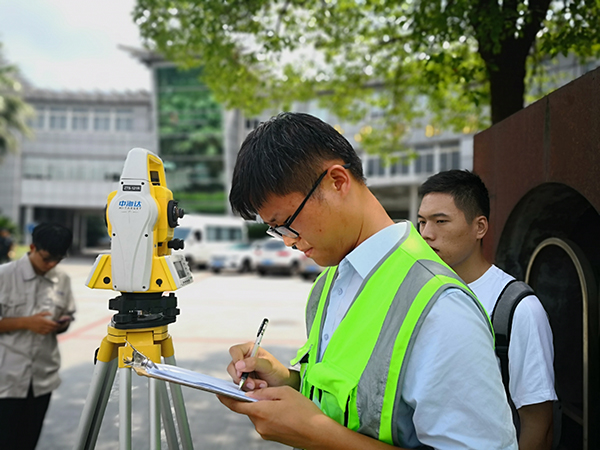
[0, 222, 76, 450]
[0, 227, 15, 263]
[218, 112, 517, 449]
[418, 170, 557, 450]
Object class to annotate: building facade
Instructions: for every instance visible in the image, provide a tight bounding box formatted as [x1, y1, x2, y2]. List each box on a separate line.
[0, 88, 154, 251]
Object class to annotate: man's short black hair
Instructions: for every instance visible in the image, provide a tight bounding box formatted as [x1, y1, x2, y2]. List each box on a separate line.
[31, 223, 73, 258]
[419, 170, 490, 222]
[229, 112, 366, 220]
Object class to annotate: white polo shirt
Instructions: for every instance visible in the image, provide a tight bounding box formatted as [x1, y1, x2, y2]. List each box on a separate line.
[469, 265, 557, 409]
[0, 255, 76, 398]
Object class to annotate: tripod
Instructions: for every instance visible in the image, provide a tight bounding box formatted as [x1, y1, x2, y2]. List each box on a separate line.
[73, 294, 194, 450]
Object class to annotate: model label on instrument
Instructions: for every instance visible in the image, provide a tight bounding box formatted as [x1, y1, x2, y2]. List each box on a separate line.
[123, 185, 142, 191]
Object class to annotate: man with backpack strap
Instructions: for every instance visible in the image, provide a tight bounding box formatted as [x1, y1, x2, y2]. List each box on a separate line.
[418, 169, 557, 450]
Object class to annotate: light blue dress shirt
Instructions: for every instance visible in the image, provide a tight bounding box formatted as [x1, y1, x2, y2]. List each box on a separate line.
[318, 222, 517, 449]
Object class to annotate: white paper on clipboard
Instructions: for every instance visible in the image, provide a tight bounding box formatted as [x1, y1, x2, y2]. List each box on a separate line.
[124, 344, 257, 403]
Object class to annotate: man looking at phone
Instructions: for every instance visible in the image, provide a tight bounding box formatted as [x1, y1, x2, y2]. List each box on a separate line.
[0, 222, 76, 450]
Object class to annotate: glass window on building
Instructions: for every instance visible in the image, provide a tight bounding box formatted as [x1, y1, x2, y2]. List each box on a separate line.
[115, 109, 134, 131]
[94, 109, 111, 131]
[49, 107, 67, 130]
[414, 145, 434, 174]
[440, 152, 461, 171]
[390, 157, 410, 176]
[415, 154, 434, 174]
[23, 156, 126, 182]
[72, 108, 89, 131]
[48, 162, 67, 180]
[439, 141, 461, 171]
[451, 151, 460, 169]
[368, 104, 385, 120]
[245, 118, 260, 130]
[30, 107, 45, 129]
[23, 157, 47, 179]
[367, 157, 385, 177]
[104, 172, 121, 182]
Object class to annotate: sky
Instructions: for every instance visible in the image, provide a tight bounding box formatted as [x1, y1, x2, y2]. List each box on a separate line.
[0, 0, 151, 92]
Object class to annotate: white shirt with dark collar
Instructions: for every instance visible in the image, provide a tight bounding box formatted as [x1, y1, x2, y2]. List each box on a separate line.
[0, 255, 75, 398]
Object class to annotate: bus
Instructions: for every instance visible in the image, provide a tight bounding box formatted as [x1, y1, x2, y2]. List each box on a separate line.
[173, 214, 247, 269]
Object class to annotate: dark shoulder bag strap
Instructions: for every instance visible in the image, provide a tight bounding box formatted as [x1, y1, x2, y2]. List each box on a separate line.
[491, 279, 535, 387]
[491, 279, 535, 435]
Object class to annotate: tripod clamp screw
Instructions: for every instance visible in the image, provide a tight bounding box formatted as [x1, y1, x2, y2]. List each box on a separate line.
[123, 343, 156, 370]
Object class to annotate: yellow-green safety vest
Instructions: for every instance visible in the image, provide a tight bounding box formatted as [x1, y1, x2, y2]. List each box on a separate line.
[290, 223, 492, 447]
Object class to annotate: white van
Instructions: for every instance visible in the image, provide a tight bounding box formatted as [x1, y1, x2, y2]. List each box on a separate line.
[173, 214, 247, 268]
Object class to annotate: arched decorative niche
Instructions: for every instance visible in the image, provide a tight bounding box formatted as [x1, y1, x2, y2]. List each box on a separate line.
[496, 182, 600, 450]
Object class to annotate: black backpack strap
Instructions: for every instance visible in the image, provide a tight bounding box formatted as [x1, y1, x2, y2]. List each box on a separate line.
[491, 279, 535, 385]
[491, 279, 535, 435]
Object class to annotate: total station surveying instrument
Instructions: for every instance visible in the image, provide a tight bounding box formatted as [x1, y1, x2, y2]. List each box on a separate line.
[73, 148, 195, 450]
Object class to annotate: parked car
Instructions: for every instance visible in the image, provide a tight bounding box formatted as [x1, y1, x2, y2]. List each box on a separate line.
[255, 239, 303, 276]
[299, 255, 325, 280]
[209, 241, 265, 273]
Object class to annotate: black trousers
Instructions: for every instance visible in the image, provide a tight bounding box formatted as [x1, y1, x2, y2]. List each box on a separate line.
[0, 384, 52, 450]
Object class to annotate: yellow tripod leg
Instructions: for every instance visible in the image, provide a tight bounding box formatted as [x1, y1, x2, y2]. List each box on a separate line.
[73, 337, 119, 450]
[160, 334, 193, 450]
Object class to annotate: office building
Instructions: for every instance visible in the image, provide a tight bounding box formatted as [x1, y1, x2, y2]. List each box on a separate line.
[0, 87, 154, 251]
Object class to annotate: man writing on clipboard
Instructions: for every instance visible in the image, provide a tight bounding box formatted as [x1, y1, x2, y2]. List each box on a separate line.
[218, 112, 517, 449]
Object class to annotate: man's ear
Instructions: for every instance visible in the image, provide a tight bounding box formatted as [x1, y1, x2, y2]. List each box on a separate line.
[475, 215, 488, 240]
[328, 164, 351, 195]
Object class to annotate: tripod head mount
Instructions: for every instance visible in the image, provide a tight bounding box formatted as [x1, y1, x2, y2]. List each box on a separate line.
[86, 148, 193, 329]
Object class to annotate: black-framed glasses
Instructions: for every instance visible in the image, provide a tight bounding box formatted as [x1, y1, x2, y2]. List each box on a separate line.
[37, 249, 65, 263]
[267, 163, 351, 239]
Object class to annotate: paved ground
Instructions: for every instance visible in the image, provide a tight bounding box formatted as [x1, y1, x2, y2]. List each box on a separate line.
[37, 257, 313, 450]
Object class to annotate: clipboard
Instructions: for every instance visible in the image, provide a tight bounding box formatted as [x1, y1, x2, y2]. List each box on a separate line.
[124, 344, 257, 403]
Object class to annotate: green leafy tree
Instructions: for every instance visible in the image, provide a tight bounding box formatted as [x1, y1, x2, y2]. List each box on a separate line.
[0, 43, 33, 159]
[0, 215, 17, 236]
[134, 0, 600, 152]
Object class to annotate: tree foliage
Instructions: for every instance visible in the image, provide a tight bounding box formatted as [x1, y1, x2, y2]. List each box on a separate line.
[134, 0, 600, 153]
[0, 43, 33, 159]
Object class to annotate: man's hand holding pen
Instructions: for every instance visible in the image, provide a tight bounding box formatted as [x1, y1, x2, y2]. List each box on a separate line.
[219, 318, 319, 449]
[225, 341, 300, 391]
[238, 318, 269, 389]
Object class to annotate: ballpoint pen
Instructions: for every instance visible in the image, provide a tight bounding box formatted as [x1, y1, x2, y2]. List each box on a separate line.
[239, 318, 269, 389]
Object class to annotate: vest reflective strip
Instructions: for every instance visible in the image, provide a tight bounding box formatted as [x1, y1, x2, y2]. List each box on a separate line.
[384, 261, 490, 445]
[292, 266, 337, 396]
[305, 268, 336, 338]
[358, 258, 475, 442]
